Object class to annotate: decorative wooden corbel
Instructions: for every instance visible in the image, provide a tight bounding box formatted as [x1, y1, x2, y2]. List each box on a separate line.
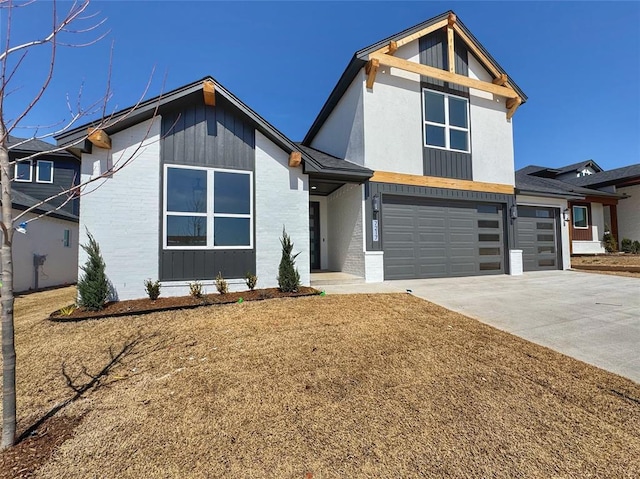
[87, 128, 111, 150]
[387, 41, 398, 55]
[506, 96, 522, 120]
[492, 73, 508, 86]
[365, 58, 380, 89]
[203, 79, 216, 106]
[288, 151, 302, 167]
[447, 12, 457, 27]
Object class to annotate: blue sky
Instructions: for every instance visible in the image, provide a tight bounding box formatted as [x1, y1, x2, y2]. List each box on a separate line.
[3, 1, 639, 170]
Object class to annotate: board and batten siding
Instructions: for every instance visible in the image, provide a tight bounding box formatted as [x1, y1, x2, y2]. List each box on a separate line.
[420, 29, 472, 180]
[255, 131, 310, 288]
[78, 118, 162, 301]
[159, 99, 256, 283]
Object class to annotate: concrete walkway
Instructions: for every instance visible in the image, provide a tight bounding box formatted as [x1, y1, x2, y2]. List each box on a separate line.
[319, 271, 640, 383]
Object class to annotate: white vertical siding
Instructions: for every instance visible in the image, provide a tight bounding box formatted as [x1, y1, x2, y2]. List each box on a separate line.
[255, 131, 310, 288]
[78, 118, 162, 300]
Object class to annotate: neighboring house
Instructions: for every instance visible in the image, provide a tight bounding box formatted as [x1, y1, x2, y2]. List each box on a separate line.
[303, 11, 531, 280]
[517, 162, 640, 256]
[2, 137, 79, 291]
[55, 78, 371, 300]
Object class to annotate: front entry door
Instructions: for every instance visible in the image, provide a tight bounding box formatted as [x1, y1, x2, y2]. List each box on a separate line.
[309, 202, 321, 270]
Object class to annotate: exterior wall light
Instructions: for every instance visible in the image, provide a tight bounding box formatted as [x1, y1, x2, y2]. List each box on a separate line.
[372, 194, 380, 213]
[563, 208, 570, 223]
[510, 205, 518, 220]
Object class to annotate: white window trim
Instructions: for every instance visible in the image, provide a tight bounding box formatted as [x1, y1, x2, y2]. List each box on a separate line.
[36, 160, 54, 184]
[163, 164, 253, 250]
[572, 205, 589, 229]
[422, 89, 471, 153]
[14, 160, 32, 182]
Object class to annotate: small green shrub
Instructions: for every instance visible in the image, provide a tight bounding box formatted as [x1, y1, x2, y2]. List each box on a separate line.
[603, 230, 618, 253]
[277, 227, 301, 293]
[144, 279, 161, 300]
[633, 240, 640, 254]
[189, 281, 204, 298]
[245, 272, 258, 291]
[77, 231, 110, 311]
[621, 238, 633, 253]
[215, 272, 228, 295]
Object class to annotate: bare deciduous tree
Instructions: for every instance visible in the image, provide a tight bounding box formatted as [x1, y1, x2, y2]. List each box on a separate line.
[0, 0, 160, 448]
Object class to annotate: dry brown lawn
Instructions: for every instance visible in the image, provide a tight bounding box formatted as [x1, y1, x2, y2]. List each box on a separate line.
[572, 254, 640, 278]
[2, 286, 640, 478]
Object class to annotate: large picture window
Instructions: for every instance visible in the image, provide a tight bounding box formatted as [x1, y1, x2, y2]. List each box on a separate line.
[164, 165, 252, 249]
[423, 89, 470, 153]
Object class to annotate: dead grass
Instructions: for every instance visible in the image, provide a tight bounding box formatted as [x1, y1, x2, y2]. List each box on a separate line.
[572, 254, 640, 278]
[3, 286, 640, 478]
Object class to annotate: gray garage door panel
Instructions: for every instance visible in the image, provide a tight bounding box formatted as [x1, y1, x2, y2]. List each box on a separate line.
[517, 206, 560, 271]
[382, 196, 504, 280]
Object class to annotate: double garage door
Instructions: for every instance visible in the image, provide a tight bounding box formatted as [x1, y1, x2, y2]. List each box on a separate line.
[382, 196, 505, 280]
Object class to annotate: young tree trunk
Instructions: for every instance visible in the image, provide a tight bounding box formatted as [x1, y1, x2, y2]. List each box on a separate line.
[0, 123, 17, 449]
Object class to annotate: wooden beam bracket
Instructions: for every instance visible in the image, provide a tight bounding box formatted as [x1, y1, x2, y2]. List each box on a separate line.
[87, 128, 111, 150]
[506, 96, 522, 120]
[387, 41, 398, 55]
[288, 151, 302, 168]
[492, 73, 508, 86]
[370, 52, 518, 99]
[365, 58, 380, 89]
[203, 79, 216, 106]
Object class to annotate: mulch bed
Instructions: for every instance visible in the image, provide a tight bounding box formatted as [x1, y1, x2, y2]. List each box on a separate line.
[0, 415, 82, 479]
[572, 264, 640, 273]
[49, 287, 321, 321]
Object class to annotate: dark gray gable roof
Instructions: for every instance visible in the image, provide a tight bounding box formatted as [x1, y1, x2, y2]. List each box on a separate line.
[516, 166, 619, 199]
[554, 159, 603, 175]
[296, 144, 372, 181]
[54, 76, 356, 179]
[304, 10, 527, 145]
[564, 164, 640, 188]
[7, 135, 76, 159]
[10, 189, 78, 222]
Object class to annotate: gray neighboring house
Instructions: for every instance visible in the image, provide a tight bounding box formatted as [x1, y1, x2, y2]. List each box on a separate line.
[2, 137, 79, 291]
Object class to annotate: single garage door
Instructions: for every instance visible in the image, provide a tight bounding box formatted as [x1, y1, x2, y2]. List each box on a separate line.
[382, 196, 505, 280]
[516, 206, 560, 271]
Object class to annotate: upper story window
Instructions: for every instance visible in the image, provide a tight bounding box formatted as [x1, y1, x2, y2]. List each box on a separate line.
[163, 165, 253, 250]
[14, 160, 32, 182]
[36, 160, 54, 183]
[422, 89, 470, 153]
[572, 205, 589, 229]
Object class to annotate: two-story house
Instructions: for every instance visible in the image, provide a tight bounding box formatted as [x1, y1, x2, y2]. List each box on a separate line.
[304, 11, 531, 280]
[4, 136, 79, 291]
[56, 10, 587, 301]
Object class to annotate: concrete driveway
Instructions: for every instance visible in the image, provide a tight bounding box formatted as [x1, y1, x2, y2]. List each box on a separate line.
[321, 271, 640, 383]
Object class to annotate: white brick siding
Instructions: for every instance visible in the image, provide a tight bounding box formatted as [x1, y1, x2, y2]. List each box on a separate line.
[327, 183, 364, 276]
[78, 118, 161, 301]
[255, 131, 310, 288]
